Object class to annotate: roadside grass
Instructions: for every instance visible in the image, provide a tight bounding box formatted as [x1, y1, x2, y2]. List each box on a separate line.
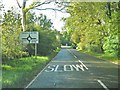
[2, 52, 57, 88]
[80, 50, 120, 65]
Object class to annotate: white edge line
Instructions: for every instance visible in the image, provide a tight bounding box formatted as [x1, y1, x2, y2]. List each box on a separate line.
[97, 79, 109, 90]
[78, 60, 88, 70]
[25, 63, 50, 88]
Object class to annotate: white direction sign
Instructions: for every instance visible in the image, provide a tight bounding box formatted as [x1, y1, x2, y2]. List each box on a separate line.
[20, 32, 39, 44]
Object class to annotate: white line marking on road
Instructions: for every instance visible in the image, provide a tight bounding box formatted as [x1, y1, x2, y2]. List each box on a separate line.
[67, 49, 78, 59]
[67, 49, 73, 55]
[72, 64, 84, 71]
[97, 79, 109, 90]
[68, 49, 88, 70]
[74, 55, 77, 58]
[78, 60, 88, 70]
[25, 63, 50, 88]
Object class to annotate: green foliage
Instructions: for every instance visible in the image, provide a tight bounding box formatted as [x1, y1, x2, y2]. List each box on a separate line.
[2, 65, 13, 70]
[60, 31, 72, 46]
[2, 56, 49, 88]
[102, 2, 119, 56]
[37, 29, 60, 55]
[64, 2, 119, 56]
[2, 9, 60, 61]
[25, 12, 61, 56]
[2, 9, 28, 61]
[103, 33, 118, 55]
[64, 2, 106, 51]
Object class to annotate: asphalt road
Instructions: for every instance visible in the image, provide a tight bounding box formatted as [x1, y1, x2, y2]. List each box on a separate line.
[26, 48, 119, 90]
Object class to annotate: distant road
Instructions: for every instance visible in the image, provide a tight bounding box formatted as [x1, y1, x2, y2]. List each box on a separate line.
[61, 45, 72, 49]
[26, 48, 119, 89]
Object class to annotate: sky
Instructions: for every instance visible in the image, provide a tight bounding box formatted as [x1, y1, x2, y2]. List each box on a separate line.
[1, 0, 70, 31]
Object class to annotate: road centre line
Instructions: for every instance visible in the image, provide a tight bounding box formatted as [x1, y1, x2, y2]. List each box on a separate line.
[97, 79, 109, 90]
[67, 49, 73, 55]
[78, 60, 88, 70]
[67, 49, 88, 70]
[25, 63, 50, 89]
[67, 49, 78, 59]
[74, 55, 77, 58]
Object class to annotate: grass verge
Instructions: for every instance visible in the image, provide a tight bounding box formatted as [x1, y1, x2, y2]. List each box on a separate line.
[79, 50, 120, 65]
[2, 52, 58, 88]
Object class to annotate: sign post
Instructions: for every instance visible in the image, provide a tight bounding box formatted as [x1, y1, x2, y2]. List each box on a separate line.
[20, 32, 39, 56]
[35, 42, 37, 56]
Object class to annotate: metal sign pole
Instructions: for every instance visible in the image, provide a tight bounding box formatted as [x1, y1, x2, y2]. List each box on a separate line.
[35, 42, 37, 56]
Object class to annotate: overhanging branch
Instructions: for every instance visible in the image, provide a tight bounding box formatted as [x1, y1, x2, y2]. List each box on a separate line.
[26, 1, 70, 13]
[35, 7, 66, 12]
[27, 1, 52, 11]
[15, 0, 21, 8]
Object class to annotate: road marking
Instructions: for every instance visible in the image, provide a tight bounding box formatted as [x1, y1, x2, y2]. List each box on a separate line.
[25, 63, 50, 88]
[64, 65, 74, 71]
[67, 49, 88, 70]
[54, 65, 63, 72]
[67, 49, 73, 55]
[74, 55, 77, 58]
[72, 64, 84, 71]
[78, 60, 88, 70]
[45, 65, 56, 72]
[67, 49, 78, 59]
[97, 80, 109, 90]
[45, 64, 86, 72]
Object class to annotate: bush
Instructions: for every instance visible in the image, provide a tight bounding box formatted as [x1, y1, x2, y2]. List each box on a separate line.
[25, 29, 61, 56]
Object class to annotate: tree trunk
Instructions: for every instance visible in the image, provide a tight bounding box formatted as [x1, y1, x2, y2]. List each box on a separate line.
[107, 2, 111, 19]
[22, 0, 26, 31]
[22, 9, 26, 31]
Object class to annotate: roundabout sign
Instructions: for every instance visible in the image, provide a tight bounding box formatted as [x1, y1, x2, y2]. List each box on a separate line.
[20, 32, 39, 56]
[20, 32, 39, 44]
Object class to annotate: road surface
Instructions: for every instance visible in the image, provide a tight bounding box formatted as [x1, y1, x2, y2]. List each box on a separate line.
[26, 48, 119, 90]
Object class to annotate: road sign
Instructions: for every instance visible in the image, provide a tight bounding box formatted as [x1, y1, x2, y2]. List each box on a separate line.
[20, 32, 39, 44]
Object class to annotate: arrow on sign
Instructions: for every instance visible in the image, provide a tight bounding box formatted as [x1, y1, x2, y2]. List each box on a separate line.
[20, 32, 39, 44]
[22, 34, 36, 43]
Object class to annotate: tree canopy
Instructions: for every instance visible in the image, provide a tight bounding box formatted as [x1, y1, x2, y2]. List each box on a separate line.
[1, 7, 61, 61]
[64, 2, 119, 57]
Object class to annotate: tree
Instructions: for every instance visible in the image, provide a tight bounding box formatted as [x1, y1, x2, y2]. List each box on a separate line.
[16, 0, 65, 31]
[60, 30, 72, 46]
[2, 9, 28, 61]
[64, 2, 106, 52]
[103, 2, 119, 56]
[64, 2, 119, 56]
[24, 12, 61, 56]
[1, 1, 62, 60]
